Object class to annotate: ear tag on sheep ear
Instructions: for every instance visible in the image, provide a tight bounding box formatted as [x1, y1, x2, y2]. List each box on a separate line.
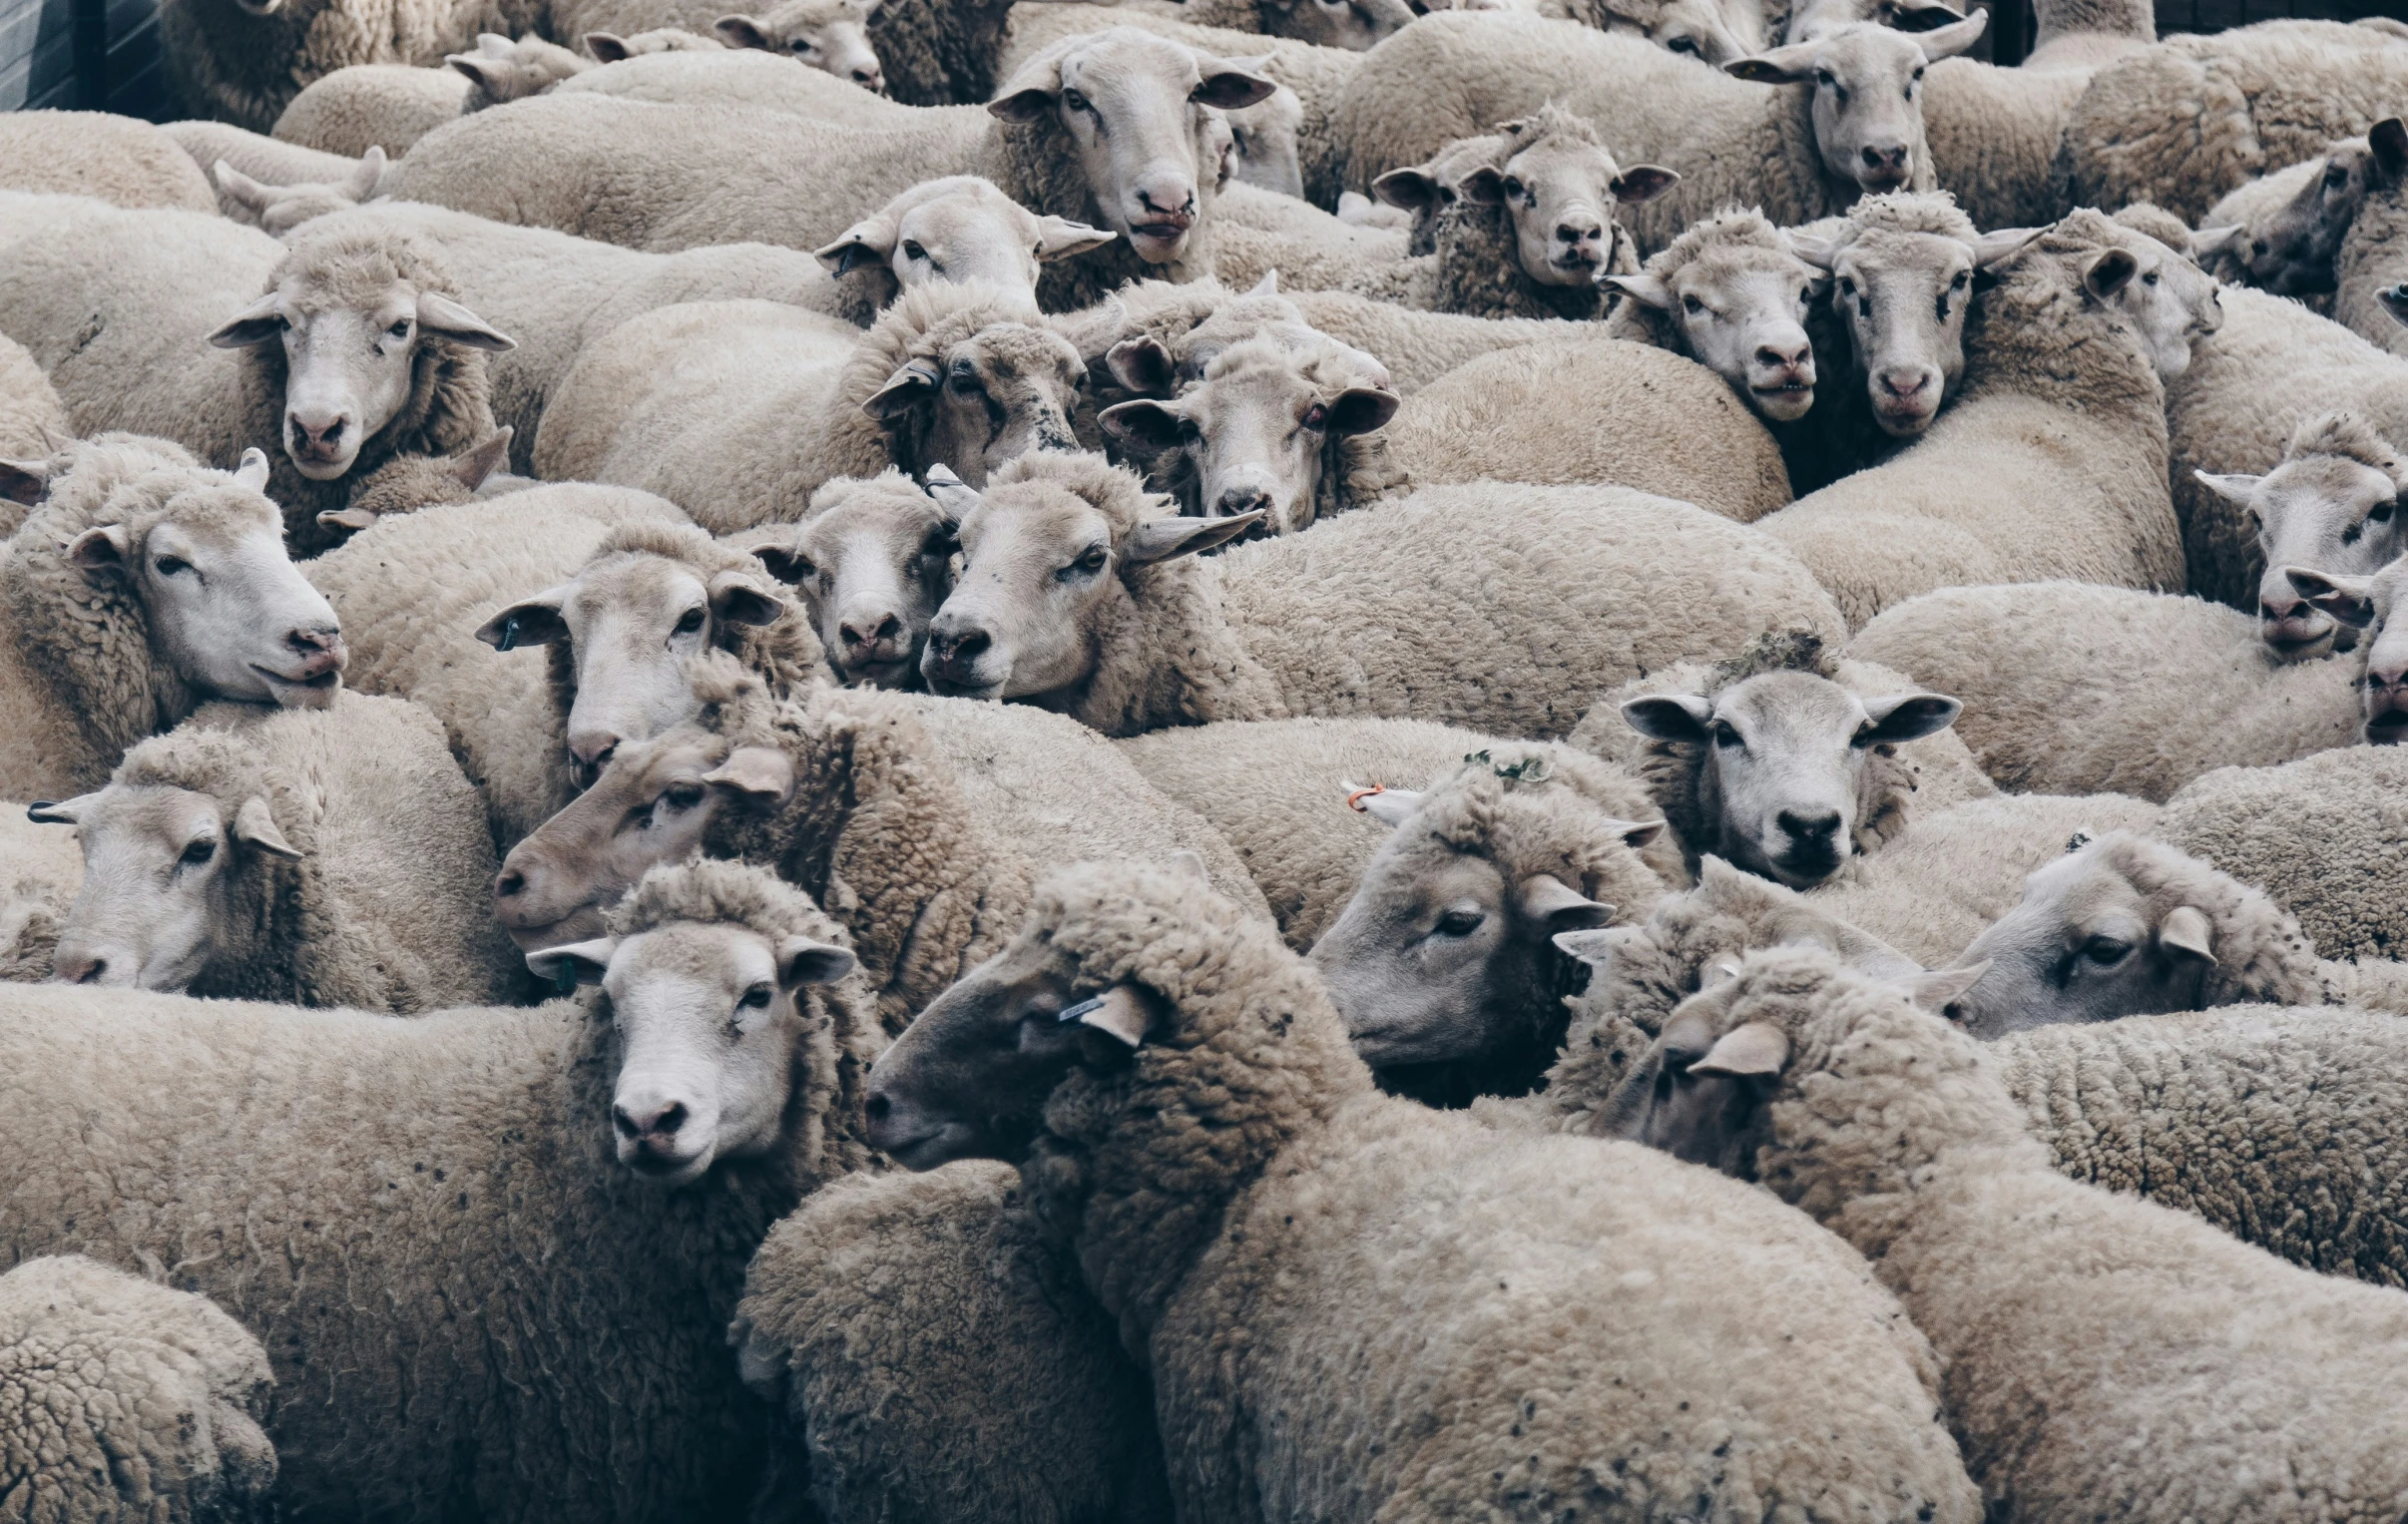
[1690, 1020, 1789, 1079]
[1058, 986, 1153, 1049]
[2159, 905, 2216, 965]
[2065, 830, 2092, 853]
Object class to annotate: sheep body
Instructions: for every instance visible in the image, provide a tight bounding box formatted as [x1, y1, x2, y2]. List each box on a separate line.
[158, 120, 393, 222]
[552, 0, 1016, 104]
[553, 44, 933, 116]
[0, 112, 218, 212]
[0, 807, 81, 982]
[271, 63, 476, 156]
[0, 333, 67, 484]
[1919, 60, 2089, 230]
[157, 0, 543, 131]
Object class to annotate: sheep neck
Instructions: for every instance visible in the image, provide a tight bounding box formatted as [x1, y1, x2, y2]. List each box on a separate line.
[1066, 554, 1287, 736]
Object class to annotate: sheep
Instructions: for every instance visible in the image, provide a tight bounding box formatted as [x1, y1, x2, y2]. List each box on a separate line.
[1614, 944, 2408, 1523]
[1754, 210, 2187, 628]
[1304, 743, 1683, 1106]
[2282, 552, 2408, 749]
[158, 119, 392, 221]
[0, 439, 347, 803]
[2336, 117, 2408, 356]
[0, 111, 218, 212]
[813, 176, 1115, 311]
[30, 691, 518, 1011]
[731, 1161, 1175, 1524]
[1330, 10, 1992, 255]
[555, 0, 1017, 104]
[862, 858, 1982, 1524]
[267, 36, 593, 158]
[744, 470, 957, 688]
[2055, 19, 2408, 227]
[918, 451, 1847, 740]
[0, 334, 68, 486]
[552, 36, 920, 113]
[2200, 133, 2378, 301]
[2192, 409, 2408, 658]
[0, 805, 83, 982]
[157, 0, 552, 131]
[1847, 581, 2367, 801]
[1532, 0, 1767, 66]
[212, 147, 390, 236]
[534, 283, 1086, 531]
[1570, 634, 1976, 890]
[1365, 130, 1508, 254]
[0, 854, 879, 1520]
[1206, 186, 1416, 297]
[316, 424, 514, 532]
[391, 28, 1277, 310]
[1220, 81, 1307, 199]
[716, 0, 887, 92]
[583, 24, 727, 55]
[1113, 0, 1414, 51]
[0, 1256, 276, 1522]
[1779, 0, 1963, 43]
[0, 205, 514, 557]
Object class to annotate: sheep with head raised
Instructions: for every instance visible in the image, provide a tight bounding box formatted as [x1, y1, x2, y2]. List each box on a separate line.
[584, 25, 726, 57]
[31, 692, 517, 1010]
[1603, 208, 1824, 429]
[715, 0, 886, 91]
[2201, 131, 2383, 301]
[863, 857, 1981, 1523]
[917, 451, 1846, 739]
[0, 854, 879, 1519]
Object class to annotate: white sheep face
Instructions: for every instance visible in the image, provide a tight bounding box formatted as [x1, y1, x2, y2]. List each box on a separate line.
[861, 323, 1086, 487]
[40, 784, 296, 991]
[814, 178, 1115, 308]
[492, 735, 737, 952]
[1262, 0, 1414, 51]
[1223, 86, 1307, 200]
[2282, 558, 2408, 742]
[1818, 229, 1974, 435]
[2097, 231, 2221, 382]
[1609, 251, 1821, 422]
[1949, 841, 2217, 1039]
[1462, 132, 1676, 288]
[2205, 457, 2405, 659]
[716, 0, 885, 92]
[763, 484, 957, 687]
[1725, 19, 1985, 199]
[1599, 0, 1754, 66]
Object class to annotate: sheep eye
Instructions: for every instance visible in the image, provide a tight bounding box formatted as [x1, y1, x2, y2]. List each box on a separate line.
[664, 783, 706, 809]
[2143, 270, 2160, 285]
[1814, 69, 1835, 88]
[2373, 501, 2396, 524]
[902, 240, 928, 261]
[1301, 402, 1328, 430]
[180, 838, 216, 866]
[790, 37, 811, 50]
[1063, 546, 1108, 579]
[1711, 721, 1741, 750]
[386, 319, 411, 339]
[1666, 34, 1697, 52]
[154, 556, 191, 577]
[738, 983, 774, 1009]
[2082, 936, 2131, 966]
[1435, 909, 1484, 936]
[1950, 269, 1969, 289]
[2327, 165, 2350, 189]
[1837, 276, 1855, 296]
[1062, 88, 1091, 113]
[674, 607, 706, 635]
[1682, 293, 1704, 314]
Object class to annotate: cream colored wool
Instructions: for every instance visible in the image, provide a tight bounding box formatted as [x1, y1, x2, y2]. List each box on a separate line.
[555, 46, 920, 116]
[159, 0, 541, 131]
[1919, 60, 2092, 230]
[1284, 286, 1594, 393]
[0, 805, 81, 982]
[0, 112, 217, 212]
[1756, 212, 2181, 629]
[556, 0, 1015, 105]
[0, 334, 67, 519]
[158, 119, 390, 222]
[1848, 581, 2364, 800]
[271, 63, 475, 156]
[0, 1257, 276, 1522]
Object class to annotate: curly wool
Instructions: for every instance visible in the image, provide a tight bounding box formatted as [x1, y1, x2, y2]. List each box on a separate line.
[161, 0, 537, 130]
[2049, 831, 2327, 1007]
[2336, 144, 2408, 356]
[0, 810, 81, 983]
[823, 281, 1063, 483]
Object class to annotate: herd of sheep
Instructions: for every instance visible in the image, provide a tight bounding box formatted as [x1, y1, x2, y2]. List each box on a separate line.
[0, 0, 2405, 1515]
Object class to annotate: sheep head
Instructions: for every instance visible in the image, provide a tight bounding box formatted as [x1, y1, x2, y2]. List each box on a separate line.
[1723, 16, 1985, 200]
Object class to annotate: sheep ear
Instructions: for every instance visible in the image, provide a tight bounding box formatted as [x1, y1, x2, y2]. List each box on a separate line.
[474, 587, 571, 651]
[2191, 470, 2260, 509]
[708, 569, 787, 627]
[0, 457, 49, 507]
[1970, 226, 2043, 268]
[234, 446, 272, 492]
[2082, 248, 2140, 300]
[1782, 230, 1837, 270]
[1035, 216, 1116, 260]
[1520, 872, 1613, 932]
[2158, 905, 2216, 965]
[1244, 268, 1278, 296]
[1600, 273, 1675, 310]
[1723, 41, 1817, 83]
[988, 50, 1062, 122]
[862, 357, 942, 419]
[584, 31, 633, 61]
[63, 523, 133, 572]
[1551, 925, 1621, 970]
[1620, 694, 1714, 743]
[774, 935, 857, 989]
[714, 14, 772, 48]
[1457, 166, 1506, 206]
[25, 793, 97, 825]
[921, 462, 982, 523]
[1104, 336, 1177, 397]
[526, 935, 618, 987]
[232, 796, 301, 860]
[1900, 961, 1986, 1014]
[208, 291, 287, 348]
[815, 212, 899, 275]
[316, 505, 380, 532]
[1340, 779, 1420, 827]
[213, 159, 274, 213]
[1611, 165, 1679, 205]
[702, 745, 795, 804]
[1886, 0, 1965, 30]
[1691, 1020, 1789, 1079]
[450, 426, 512, 491]
[1168, 849, 1210, 886]
[475, 31, 514, 56]
[1612, 816, 1668, 849]
[448, 53, 509, 91]
[2286, 566, 2379, 627]
[415, 291, 515, 351]
[1060, 985, 1155, 1048]
[1190, 59, 1276, 111]
[749, 535, 811, 584]
[343, 145, 388, 201]
[1126, 513, 1259, 563]
[1372, 166, 1439, 212]
[1912, 7, 1987, 59]
[1861, 692, 1961, 744]
[1099, 398, 1189, 453]
[2190, 224, 2244, 260]
[2371, 117, 2407, 185]
[1319, 387, 1398, 437]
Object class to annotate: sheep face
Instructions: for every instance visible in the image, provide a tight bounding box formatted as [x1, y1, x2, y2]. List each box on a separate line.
[1724, 18, 1985, 199]
[1259, 0, 1413, 51]
[861, 323, 1084, 487]
[1597, 0, 1755, 67]
[2202, 456, 2405, 661]
[1621, 673, 1959, 888]
[988, 32, 1276, 264]
[1458, 131, 1678, 289]
[1223, 85, 1306, 200]
[2091, 229, 2221, 383]
[1791, 221, 2028, 437]
[1949, 838, 2220, 1039]
[208, 270, 512, 484]
[2248, 136, 2387, 298]
[1373, 135, 1507, 256]
[756, 476, 957, 687]
[67, 458, 346, 709]
[717, 0, 885, 92]
[1782, 0, 1965, 44]
[528, 922, 854, 1186]
[2284, 557, 2408, 743]
[35, 785, 299, 991]
[448, 33, 593, 108]
[1606, 246, 1823, 423]
[1099, 339, 1396, 534]
[921, 480, 1255, 699]
[814, 178, 1115, 309]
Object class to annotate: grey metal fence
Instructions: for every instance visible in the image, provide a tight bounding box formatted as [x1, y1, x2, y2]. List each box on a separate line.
[1, 0, 167, 117]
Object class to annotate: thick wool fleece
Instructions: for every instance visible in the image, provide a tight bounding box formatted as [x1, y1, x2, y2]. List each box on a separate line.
[1704, 947, 2408, 1523]
[0, 806, 83, 982]
[2055, 20, 2408, 226]
[271, 62, 472, 158]
[1382, 337, 1794, 522]
[1758, 213, 2181, 629]
[2337, 159, 2408, 357]
[104, 693, 520, 1011]
[2167, 286, 2408, 609]
[1331, 12, 1923, 255]
[0, 438, 254, 802]
[2058, 830, 2329, 1007]
[733, 1161, 1175, 1524]
[1848, 581, 2364, 800]
[1003, 454, 1846, 740]
[0, 1256, 276, 1521]
[1011, 861, 1977, 1523]
[161, 0, 538, 129]
[302, 483, 691, 850]
[0, 867, 879, 1521]
[0, 335, 67, 509]
[0, 111, 217, 212]
[1567, 636, 1996, 878]
[1919, 60, 2091, 231]
[550, 0, 1011, 104]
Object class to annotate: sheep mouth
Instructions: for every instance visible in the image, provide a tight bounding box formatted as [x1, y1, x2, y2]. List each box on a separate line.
[2368, 711, 2408, 744]
[923, 673, 1005, 701]
[1128, 224, 1193, 256]
[2260, 627, 2334, 659]
[838, 654, 921, 689]
[620, 1148, 713, 1187]
[254, 665, 343, 707]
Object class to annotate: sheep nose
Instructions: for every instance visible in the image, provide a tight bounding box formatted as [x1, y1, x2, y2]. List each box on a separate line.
[614, 1100, 687, 1142]
[1214, 485, 1272, 519]
[1757, 341, 1810, 370]
[851, 66, 882, 90]
[1860, 145, 1909, 176]
[2371, 661, 2408, 693]
[494, 867, 525, 899]
[1876, 368, 1930, 399]
[864, 1093, 890, 1124]
[289, 411, 348, 450]
[52, 949, 104, 984]
[1777, 808, 1843, 844]
[1556, 219, 1603, 249]
[568, 730, 620, 769]
[926, 626, 990, 677]
[840, 613, 902, 652]
[2262, 599, 2309, 623]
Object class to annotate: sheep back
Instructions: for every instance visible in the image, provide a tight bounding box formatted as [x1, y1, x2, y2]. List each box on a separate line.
[1921, 60, 2090, 231]
[271, 63, 474, 157]
[1284, 287, 1590, 395]
[0, 111, 218, 212]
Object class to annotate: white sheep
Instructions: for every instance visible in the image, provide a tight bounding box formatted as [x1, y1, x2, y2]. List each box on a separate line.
[2198, 133, 2371, 302]
[0, 110, 219, 212]
[0, 333, 68, 494]
[157, 0, 543, 131]
[716, 0, 887, 91]
[583, 24, 728, 56]
[553, 38, 913, 114]
[743, 469, 956, 687]
[918, 451, 1847, 740]
[0, 1256, 277, 1522]
[556, 0, 1016, 105]
[264, 35, 592, 157]
[2193, 409, 2408, 657]
[31, 692, 519, 1010]
[212, 147, 390, 237]
[0, 854, 879, 1519]
[159, 118, 394, 220]
[0, 438, 346, 802]
[2335, 116, 2408, 356]
[862, 858, 1983, 1523]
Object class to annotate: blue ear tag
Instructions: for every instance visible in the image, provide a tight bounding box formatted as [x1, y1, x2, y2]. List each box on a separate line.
[1058, 995, 1107, 1025]
[496, 614, 521, 653]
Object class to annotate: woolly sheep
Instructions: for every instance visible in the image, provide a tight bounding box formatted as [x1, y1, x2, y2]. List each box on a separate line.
[583, 24, 727, 55]
[0, 111, 218, 212]
[317, 425, 514, 532]
[1847, 581, 2365, 800]
[2193, 409, 2408, 656]
[716, 0, 887, 91]
[0, 203, 514, 556]
[2335, 117, 2408, 355]
[158, 119, 392, 221]
[1206, 188, 1417, 298]
[2199, 134, 2374, 300]
[157, 0, 544, 131]
[1533, 0, 1766, 65]
[2283, 552, 2408, 745]
[270, 67, 472, 157]
[2055, 19, 2408, 227]
[552, 39, 909, 113]
[392, 28, 1277, 309]
[1916, 43, 2099, 230]
[1601, 208, 1824, 433]
[0, 1256, 276, 1522]
[1117, 0, 1413, 51]
[1779, 0, 1962, 43]
[1220, 82, 1308, 199]
[555, 0, 1013, 104]
[0, 854, 878, 1519]
[32, 692, 516, 1010]
[0, 439, 346, 802]
[1331, 10, 1992, 254]
[863, 858, 1982, 1523]
[1616, 945, 2408, 1523]
[1755, 212, 2186, 627]
[2017, 0, 2154, 70]
[1365, 130, 1508, 254]
[732, 1161, 1174, 1524]
[919, 451, 1846, 739]
[534, 284, 1085, 530]
[1284, 285, 1592, 391]
[746, 469, 957, 687]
